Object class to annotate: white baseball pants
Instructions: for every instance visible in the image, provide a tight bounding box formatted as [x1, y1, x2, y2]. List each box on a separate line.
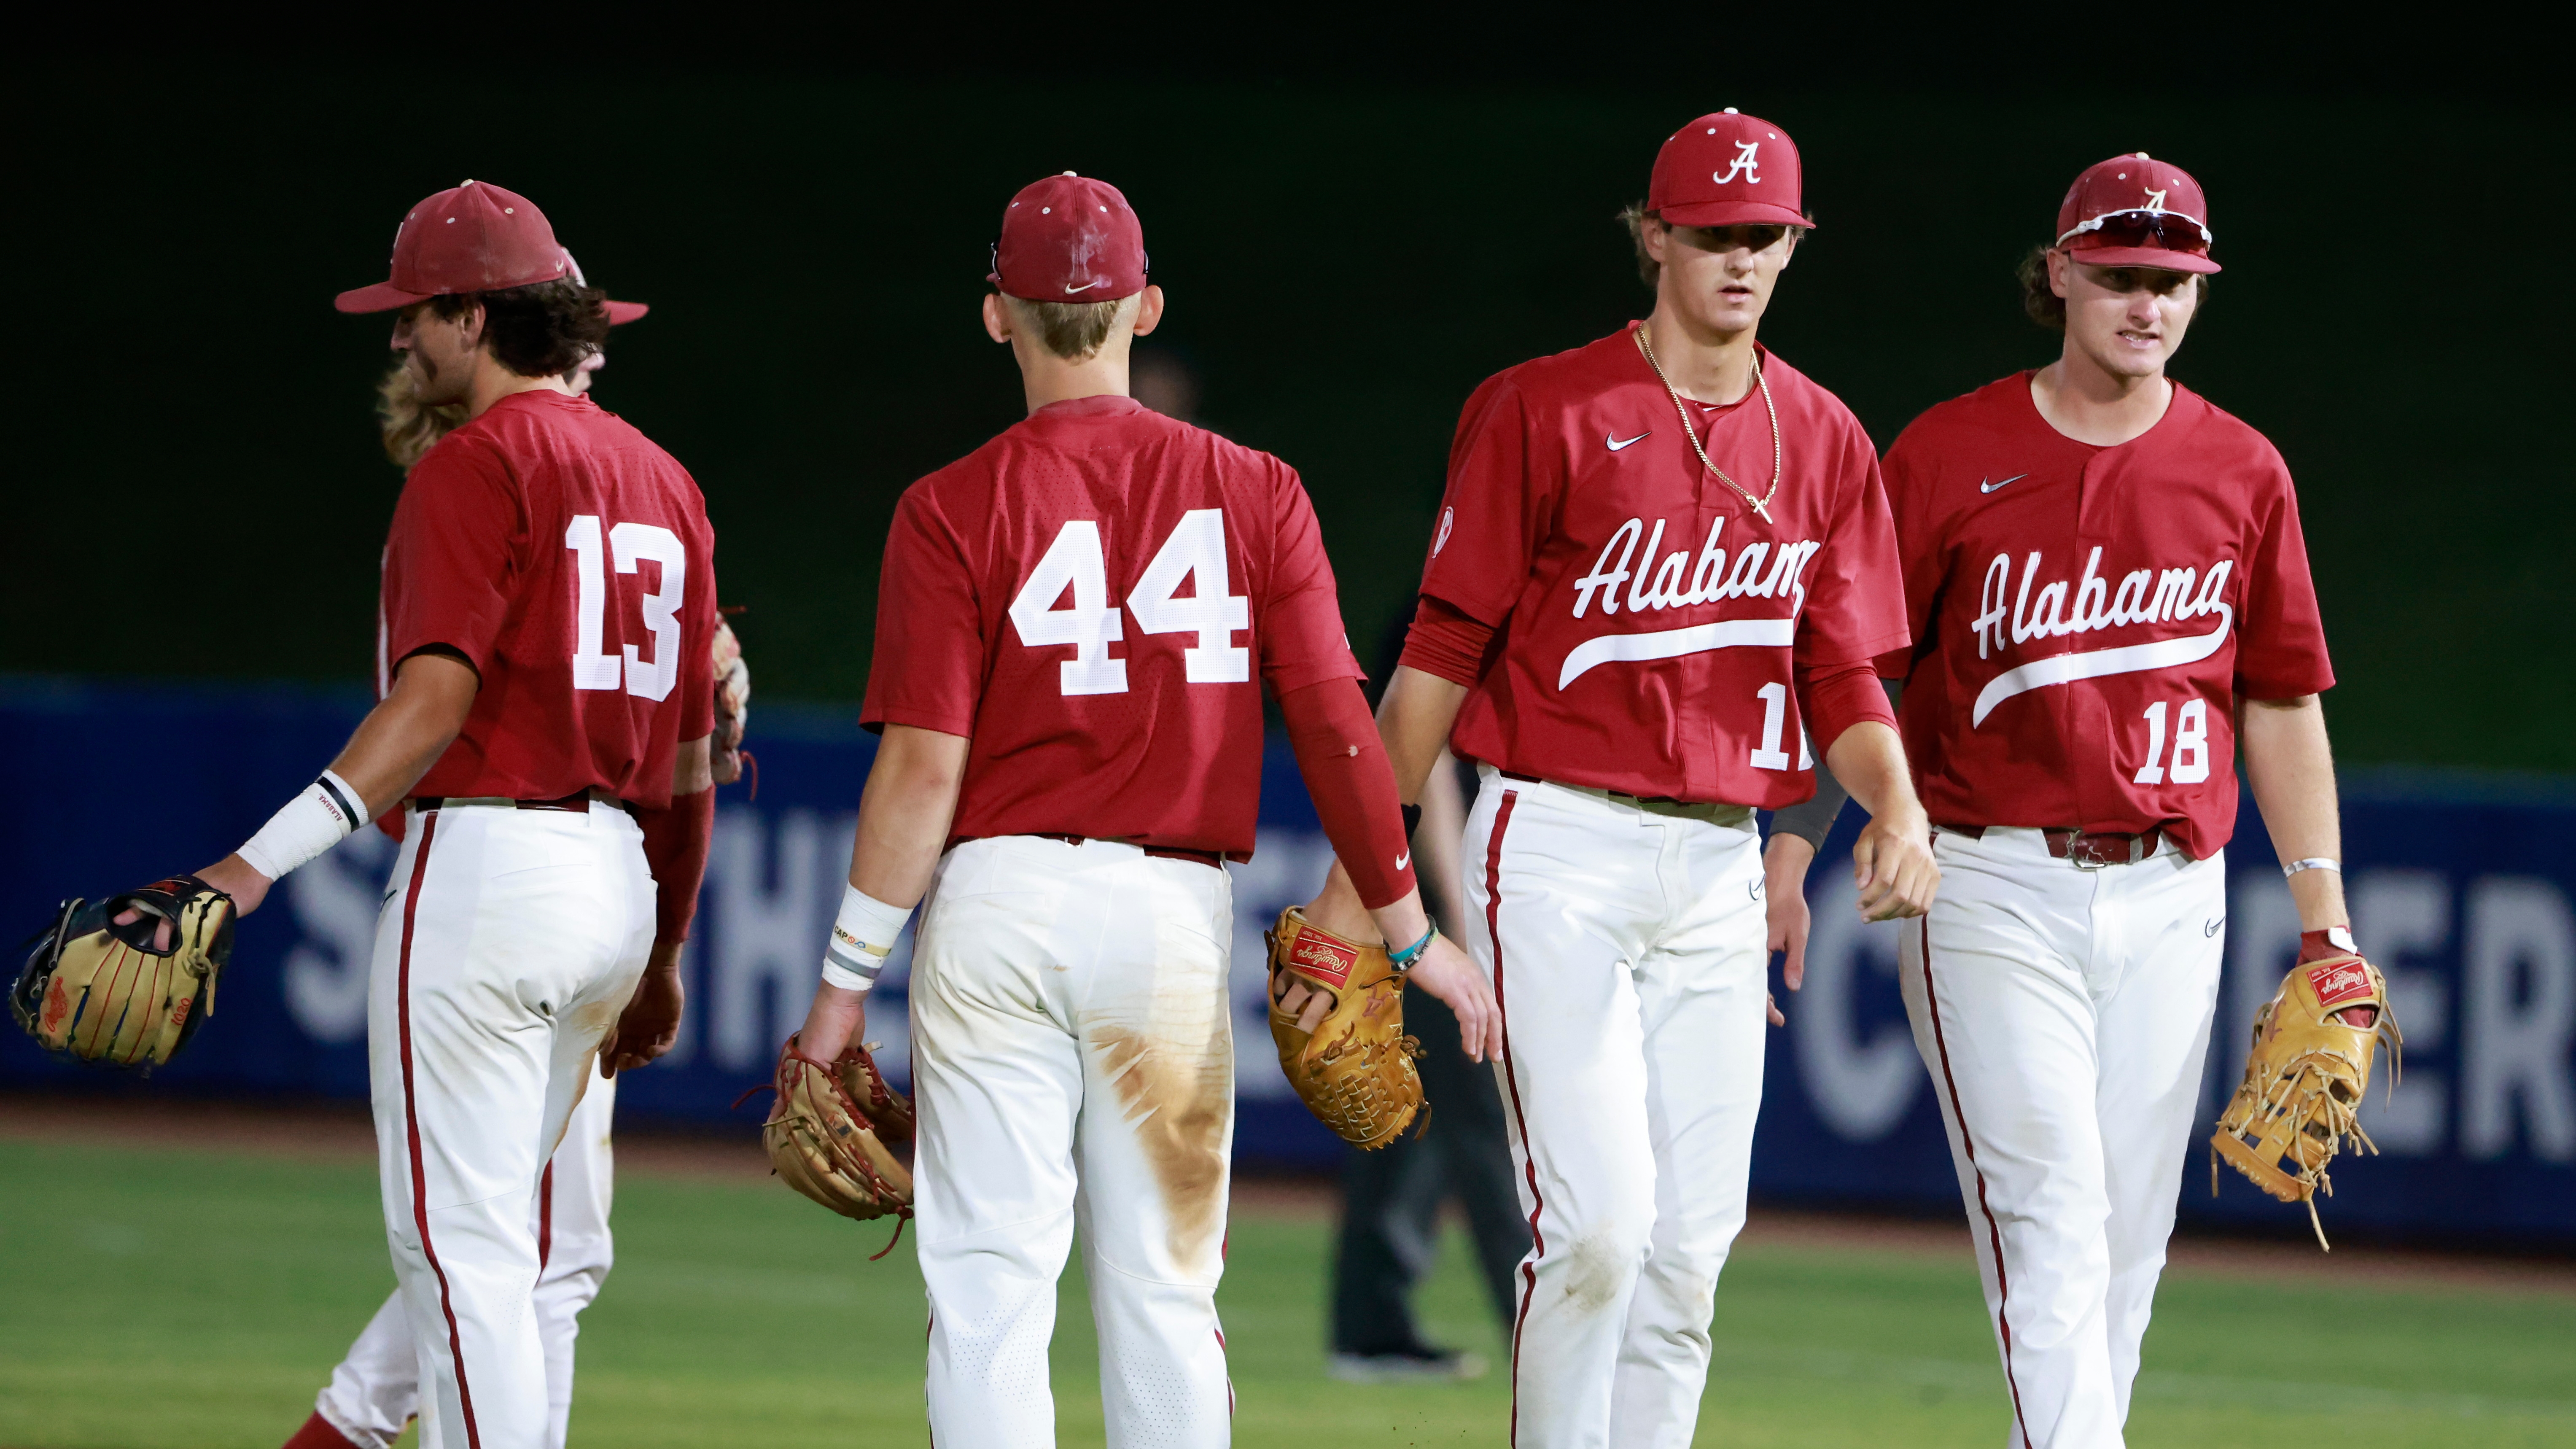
[1899, 827, 2226, 1449]
[910, 834, 1236, 1449]
[1462, 769, 1769, 1449]
[315, 1074, 619, 1449]
[368, 801, 655, 1449]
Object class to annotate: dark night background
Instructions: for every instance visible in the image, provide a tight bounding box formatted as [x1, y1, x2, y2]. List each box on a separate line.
[8, 54, 2566, 771]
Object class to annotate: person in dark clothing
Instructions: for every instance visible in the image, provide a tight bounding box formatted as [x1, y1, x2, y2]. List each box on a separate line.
[1326, 607, 1533, 1382]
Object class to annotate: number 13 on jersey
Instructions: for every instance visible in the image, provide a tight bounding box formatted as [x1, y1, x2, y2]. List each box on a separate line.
[1010, 510, 1250, 696]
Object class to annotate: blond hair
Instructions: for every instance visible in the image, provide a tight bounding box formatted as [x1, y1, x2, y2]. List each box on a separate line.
[1003, 293, 1136, 362]
[377, 362, 468, 470]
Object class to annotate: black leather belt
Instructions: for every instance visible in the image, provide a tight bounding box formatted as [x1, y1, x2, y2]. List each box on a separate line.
[1021, 832, 1225, 868]
[413, 788, 638, 819]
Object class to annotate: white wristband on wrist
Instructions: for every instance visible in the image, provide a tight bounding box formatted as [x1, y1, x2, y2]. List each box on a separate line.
[237, 770, 365, 881]
[821, 883, 913, 989]
[2282, 857, 2342, 879]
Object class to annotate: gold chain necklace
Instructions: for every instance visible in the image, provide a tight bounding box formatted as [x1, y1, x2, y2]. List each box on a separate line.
[1633, 323, 1781, 524]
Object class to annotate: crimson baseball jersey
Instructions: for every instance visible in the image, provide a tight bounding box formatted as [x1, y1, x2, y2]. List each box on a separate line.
[862, 394, 1361, 857]
[382, 390, 718, 808]
[1417, 325, 1908, 808]
[1881, 373, 2334, 859]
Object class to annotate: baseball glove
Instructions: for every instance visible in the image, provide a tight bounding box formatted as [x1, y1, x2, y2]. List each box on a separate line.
[2210, 939, 2402, 1249]
[1265, 907, 1424, 1150]
[11, 875, 236, 1069]
[753, 1033, 914, 1254]
[711, 614, 752, 789]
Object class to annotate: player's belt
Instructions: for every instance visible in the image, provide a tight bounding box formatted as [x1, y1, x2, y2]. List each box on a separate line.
[412, 787, 640, 819]
[1939, 822, 2166, 868]
[1497, 771, 1754, 828]
[1017, 832, 1226, 870]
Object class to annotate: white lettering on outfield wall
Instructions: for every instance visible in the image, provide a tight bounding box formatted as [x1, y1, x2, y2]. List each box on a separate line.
[1796, 870, 1922, 1140]
[280, 828, 398, 1045]
[2351, 869, 2452, 1155]
[2462, 878, 2576, 1163]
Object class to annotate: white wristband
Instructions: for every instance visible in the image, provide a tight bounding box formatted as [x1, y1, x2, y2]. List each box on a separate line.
[237, 770, 365, 881]
[2282, 857, 2342, 879]
[821, 883, 913, 987]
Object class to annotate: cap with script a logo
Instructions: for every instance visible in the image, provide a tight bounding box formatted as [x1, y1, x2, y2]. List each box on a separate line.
[1648, 109, 1812, 230]
[988, 172, 1149, 302]
[335, 180, 575, 313]
[2055, 154, 2221, 275]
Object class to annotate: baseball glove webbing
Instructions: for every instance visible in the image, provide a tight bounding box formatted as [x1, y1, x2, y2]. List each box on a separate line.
[2211, 948, 2402, 1250]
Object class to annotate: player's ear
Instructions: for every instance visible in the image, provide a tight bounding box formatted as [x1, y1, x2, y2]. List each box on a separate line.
[2046, 248, 2072, 301]
[980, 292, 1013, 345]
[1130, 285, 1165, 339]
[1640, 216, 1671, 265]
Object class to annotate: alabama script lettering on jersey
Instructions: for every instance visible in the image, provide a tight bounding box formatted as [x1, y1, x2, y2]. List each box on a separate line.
[382, 390, 718, 808]
[1421, 326, 1907, 807]
[1882, 374, 2333, 858]
[862, 394, 1361, 857]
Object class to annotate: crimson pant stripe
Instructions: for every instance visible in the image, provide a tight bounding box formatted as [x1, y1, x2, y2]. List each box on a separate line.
[397, 811, 484, 1449]
[1919, 915, 2030, 1446]
[1482, 791, 1542, 1449]
[538, 1163, 555, 1273]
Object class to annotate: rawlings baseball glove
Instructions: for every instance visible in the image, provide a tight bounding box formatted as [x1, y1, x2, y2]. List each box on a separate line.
[1266, 907, 1424, 1150]
[11, 875, 236, 1069]
[2211, 935, 2402, 1249]
[754, 1033, 914, 1253]
[711, 614, 752, 789]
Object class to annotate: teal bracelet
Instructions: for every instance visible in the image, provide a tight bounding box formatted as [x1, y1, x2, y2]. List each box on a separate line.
[1388, 924, 1438, 970]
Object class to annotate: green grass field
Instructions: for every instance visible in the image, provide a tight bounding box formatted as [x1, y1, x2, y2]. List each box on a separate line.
[4, 1136, 2572, 1448]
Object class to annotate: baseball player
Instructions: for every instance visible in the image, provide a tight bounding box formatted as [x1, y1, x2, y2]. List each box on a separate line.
[145, 179, 718, 1449]
[783, 172, 1495, 1449]
[1297, 111, 1939, 1448]
[284, 286, 689, 1449]
[1813, 154, 2345, 1448]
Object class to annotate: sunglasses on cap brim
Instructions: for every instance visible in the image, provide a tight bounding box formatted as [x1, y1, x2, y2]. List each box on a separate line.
[2057, 209, 2214, 253]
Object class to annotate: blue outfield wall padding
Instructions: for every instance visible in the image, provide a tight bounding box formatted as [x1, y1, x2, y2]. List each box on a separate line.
[3, 675, 2572, 1243]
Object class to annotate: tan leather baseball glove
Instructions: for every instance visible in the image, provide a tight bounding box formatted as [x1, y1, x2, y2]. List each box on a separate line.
[2211, 939, 2402, 1249]
[11, 876, 235, 1069]
[756, 1033, 915, 1254]
[1266, 907, 1425, 1150]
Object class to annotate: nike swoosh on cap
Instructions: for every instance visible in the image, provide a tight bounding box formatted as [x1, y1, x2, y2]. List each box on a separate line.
[1607, 431, 1651, 451]
[1979, 474, 2028, 493]
[1063, 281, 1102, 294]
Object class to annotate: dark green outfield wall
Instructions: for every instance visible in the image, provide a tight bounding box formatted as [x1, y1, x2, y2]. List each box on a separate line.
[11, 75, 2566, 769]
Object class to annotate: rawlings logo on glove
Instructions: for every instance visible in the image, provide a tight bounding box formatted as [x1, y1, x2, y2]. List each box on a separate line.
[2210, 930, 2402, 1249]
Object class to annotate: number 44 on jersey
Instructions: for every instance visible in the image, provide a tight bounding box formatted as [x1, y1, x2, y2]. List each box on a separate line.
[1011, 510, 1249, 696]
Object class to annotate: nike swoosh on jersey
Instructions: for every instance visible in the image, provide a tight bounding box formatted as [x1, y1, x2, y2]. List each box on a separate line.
[1979, 474, 2028, 493]
[1607, 431, 1651, 451]
[1970, 614, 2232, 727]
[2205, 917, 2225, 937]
[1559, 617, 1796, 689]
[1395, 851, 1411, 870]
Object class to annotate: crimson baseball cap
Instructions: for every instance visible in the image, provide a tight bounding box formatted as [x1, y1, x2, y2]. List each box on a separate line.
[1648, 110, 1811, 230]
[2054, 153, 2220, 275]
[335, 180, 575, 313]
[988, 172, 1148, 302]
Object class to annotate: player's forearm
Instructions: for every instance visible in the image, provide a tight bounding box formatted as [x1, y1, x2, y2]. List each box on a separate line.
[846, 725, 970, 909]
[1378, 666, 1470, 802]
[1820, 722, 1926, 830]
[327, 650, 482, 819]
[2241, 694, 2348, 931]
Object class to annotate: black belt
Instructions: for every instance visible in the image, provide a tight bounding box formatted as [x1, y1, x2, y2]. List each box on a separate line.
[1499, 770, 1703, 809]
[1939, 823, 2166, 867]
[1024, 832, 1225, 869]
[412, 788, 638, 819]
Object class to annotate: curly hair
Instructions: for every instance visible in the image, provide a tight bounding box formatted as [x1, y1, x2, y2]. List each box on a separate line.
[377, 362, 467, 470]
[2018, 245, 2209, 331]
[426, 278, 611, 378]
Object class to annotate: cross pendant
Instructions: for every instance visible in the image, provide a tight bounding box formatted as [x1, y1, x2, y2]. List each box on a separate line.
[1748, 498, 1773, 524]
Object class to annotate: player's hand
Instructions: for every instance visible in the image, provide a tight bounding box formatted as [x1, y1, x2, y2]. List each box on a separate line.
[1851, 808, 1938, 922]
[601, 943, 687, 1078]
[1766, 991, 1785, 1027]
[115, 854, 273, 948]
[1763, 834, 1816, 994]
[1406, 933, 1502, 1064]
[797, 981, 869, 1063]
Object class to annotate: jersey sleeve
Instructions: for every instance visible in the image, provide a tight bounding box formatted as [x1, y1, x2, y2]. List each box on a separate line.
[1793, 420, 1912, 671]
[859, 485, 985, 737]
[382, 437, 522, 677]
[2233, 453, 2336, 700]
[1417, 376, 1547, 625]
[1256, 462, 1365, 695]
[1876, 417, 1948, 680]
